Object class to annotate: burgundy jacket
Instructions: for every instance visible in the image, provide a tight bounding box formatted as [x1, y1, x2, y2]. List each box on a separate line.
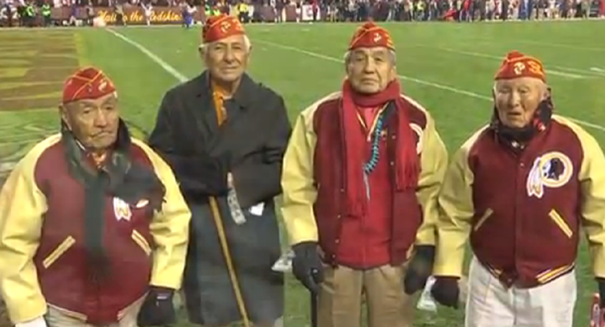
[281, 92, 448, 267]
[434, 116, 605, 287]
[0, 132, 190, 324]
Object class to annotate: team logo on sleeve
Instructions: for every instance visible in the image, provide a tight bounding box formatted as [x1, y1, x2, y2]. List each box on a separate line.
[113, 197, 132, 221]
[526, 151, 573, 198]
[410, 123, 423, 154]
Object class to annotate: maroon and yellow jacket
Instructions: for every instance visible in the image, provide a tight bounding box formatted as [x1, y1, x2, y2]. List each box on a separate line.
[281, 92, 448, 266]
[0, 134, 190, 324]
[433, 116, 605, 287]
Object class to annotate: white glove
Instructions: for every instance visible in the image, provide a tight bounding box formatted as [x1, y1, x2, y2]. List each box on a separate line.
[16, 316, 48, 327]
[416, 276, 438, 312]
[272, 249, 295, 273]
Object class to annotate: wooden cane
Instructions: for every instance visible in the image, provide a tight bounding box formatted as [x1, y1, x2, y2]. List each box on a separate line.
[310, 268, 319, 327]
[310, 291, 318, 327]
[209, 196, 251, 327]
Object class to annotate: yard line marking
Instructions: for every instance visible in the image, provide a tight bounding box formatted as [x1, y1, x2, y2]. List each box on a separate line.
[553, 66, 605, 77]
[440, 39, 604, 77]
[0, 162, 17, 173]
[516, 40, 605, 53]
[466, 36, 605, 53]
[257, 40, 493, 101]
[423, 46, 587, 79]
[0, 107, 55, 116]
[590, 67, 605, 76]
[254, 39, 605, 133]
[105, 29, 605, 133]
[105, 28, 188, 83]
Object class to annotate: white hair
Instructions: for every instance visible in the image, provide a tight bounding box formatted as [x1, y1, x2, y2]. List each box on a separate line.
[343, 49, 397, 65]
[198, 34, 251, 53]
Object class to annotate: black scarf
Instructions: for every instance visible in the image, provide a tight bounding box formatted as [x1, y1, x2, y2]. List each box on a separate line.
[490, 94, 554, 150]
[62, 119, 166, 281]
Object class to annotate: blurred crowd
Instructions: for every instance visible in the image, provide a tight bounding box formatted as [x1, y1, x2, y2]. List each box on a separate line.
[288, 0, 603, 21]
[0, 0, 604, 28]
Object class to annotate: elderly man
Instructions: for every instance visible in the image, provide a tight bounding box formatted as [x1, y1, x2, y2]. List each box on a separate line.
[0, 67, 191, 327]
[281, 22, 448, 327]
[431, 50, 605, 327]
[148, 14, 291, 327]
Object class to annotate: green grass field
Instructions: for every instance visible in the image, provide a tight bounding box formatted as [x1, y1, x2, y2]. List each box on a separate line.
[1, 20, 605, 326]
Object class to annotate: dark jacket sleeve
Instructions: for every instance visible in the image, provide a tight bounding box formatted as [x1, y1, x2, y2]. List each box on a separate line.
[232, 96, 292, 208]
[148, 90, 229, 197]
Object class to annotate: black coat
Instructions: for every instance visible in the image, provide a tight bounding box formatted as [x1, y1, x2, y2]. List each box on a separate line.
[148, 72, 291, 325]
[148, 72, 291, 208]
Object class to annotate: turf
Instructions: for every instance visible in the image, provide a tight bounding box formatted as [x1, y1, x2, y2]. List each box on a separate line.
[1, 20, 605, 326]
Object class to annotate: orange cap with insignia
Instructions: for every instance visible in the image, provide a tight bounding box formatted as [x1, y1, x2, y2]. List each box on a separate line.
[494, 50, 546, 82]
[202, 14, 245, 43]
[62, 67, 116, 104]
[348, 21, 394, 51]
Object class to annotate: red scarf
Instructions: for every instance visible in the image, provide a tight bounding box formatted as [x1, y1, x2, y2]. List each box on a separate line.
[340, 79, 419, 217]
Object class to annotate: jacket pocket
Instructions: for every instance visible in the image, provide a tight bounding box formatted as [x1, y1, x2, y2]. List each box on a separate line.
[43, 236, 76, 268]
[473, 208, 493, 232]
[131, 230, 152, 256]
[548, 209, 573, 239]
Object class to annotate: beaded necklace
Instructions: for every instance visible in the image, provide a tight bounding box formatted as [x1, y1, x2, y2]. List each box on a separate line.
[362, 110, 386, 199]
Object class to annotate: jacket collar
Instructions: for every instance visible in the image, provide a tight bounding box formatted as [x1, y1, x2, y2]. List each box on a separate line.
[195, 70, 258, 109]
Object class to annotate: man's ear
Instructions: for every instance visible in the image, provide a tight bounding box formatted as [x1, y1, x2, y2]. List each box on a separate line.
[59, 104, 72, 130]
[244, 46, 252, 66]
[491, 83, 498, 100]
[198, 45, 206, 63]
[344, 59, 353, 77]
[544, 85, 552, 100]
[389, 65, 397, 82]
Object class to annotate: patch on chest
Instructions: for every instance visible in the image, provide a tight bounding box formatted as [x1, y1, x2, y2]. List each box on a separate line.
[113, 197, 132, 221]
[526, 151, 573, 198]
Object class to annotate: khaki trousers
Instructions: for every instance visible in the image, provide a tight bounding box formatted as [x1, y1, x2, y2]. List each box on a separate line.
[0, 299, 9, 327]
[45, 297, 144, 327]
[198, 317, 283, 327]
[465, 257, 576, 327]
[318, 264, 414, 327]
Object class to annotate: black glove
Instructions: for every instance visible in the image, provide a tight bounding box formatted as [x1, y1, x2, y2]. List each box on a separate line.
[598, 278, 605, 307]
[431, 276, 460, 309]
[292, 242, 324, 295]
[403, 245, 435, 295]
[178, 152, 231, 196]
[137, 286, 176, 326]
[212, 152, 231, 189]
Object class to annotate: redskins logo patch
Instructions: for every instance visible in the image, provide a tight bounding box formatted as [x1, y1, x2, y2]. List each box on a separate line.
[526, 151, 573, 198]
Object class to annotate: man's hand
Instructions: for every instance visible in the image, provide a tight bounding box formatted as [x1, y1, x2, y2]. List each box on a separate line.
[403, 245, 435, 295]
[207, 152, 232, 194]
[431, 276, 460, 309]
[292, 242, 324, 295]
[176, 152, 232, 196]
[137, 286, 176, 326]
